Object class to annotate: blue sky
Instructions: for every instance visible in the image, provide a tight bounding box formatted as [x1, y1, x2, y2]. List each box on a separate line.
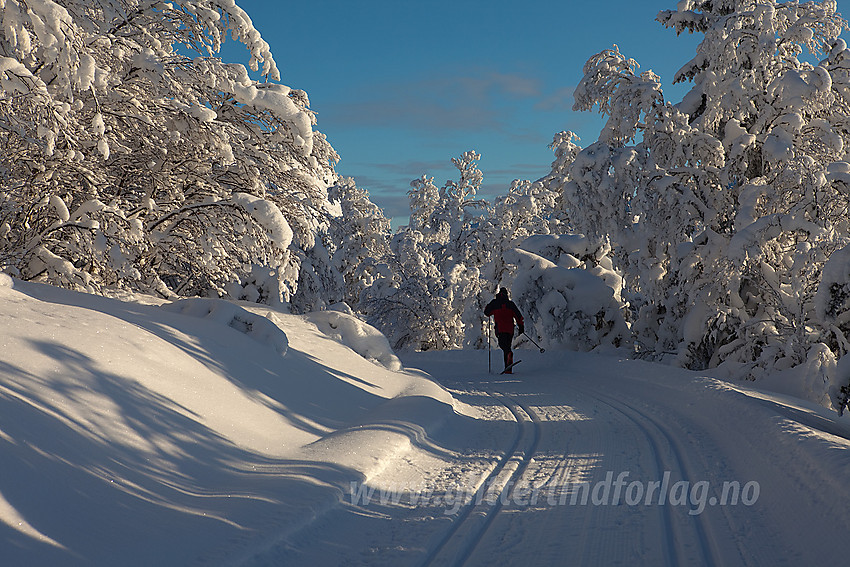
[224, 0, 846, 222]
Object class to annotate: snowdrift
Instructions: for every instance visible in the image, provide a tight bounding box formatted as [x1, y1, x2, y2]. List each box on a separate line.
[0, 276, 458, 566]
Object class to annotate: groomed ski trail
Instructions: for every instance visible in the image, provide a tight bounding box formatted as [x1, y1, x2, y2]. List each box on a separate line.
[407, 349, 850, 567]
[417, 392, 542, 567]
[242, 348, 850, 566]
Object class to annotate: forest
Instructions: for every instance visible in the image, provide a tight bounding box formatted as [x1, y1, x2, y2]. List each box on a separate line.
[2, 0, 850, 412]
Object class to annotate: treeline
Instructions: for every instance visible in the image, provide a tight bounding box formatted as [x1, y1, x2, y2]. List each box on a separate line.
[3, 1, 850, 411]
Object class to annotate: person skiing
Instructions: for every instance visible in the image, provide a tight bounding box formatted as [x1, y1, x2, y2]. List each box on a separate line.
[484, 287, 524, 374]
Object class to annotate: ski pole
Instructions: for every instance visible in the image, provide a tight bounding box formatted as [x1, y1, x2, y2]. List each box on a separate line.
[523, 332, 545, 353]
[487, 317, 491, 374]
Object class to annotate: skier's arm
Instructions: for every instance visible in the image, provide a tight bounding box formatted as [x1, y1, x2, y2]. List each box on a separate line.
[509, 302, 523, 323]
[511, 302, 524, 333]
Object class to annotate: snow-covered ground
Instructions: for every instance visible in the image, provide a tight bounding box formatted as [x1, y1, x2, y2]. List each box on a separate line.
[2, 276, 850, 566]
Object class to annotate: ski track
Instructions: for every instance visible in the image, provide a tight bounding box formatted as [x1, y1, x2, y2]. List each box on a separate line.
[418, 390, 542, 567]
[235, 351, 850, 566]
[455, 376, 667, 567]
[486, 400, 591, 565]
[404, 370, 713, 567]
[573, 386, 722, 567]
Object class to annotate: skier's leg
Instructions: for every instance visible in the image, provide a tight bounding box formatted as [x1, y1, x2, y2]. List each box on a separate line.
[497, 333, 512, 370]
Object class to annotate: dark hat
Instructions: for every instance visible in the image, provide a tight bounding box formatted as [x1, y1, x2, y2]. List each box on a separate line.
[497, 287, 508, 297]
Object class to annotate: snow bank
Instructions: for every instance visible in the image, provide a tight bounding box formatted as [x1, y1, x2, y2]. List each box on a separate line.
[0, 280, 460, 566]
[306, 303, 402, 371]
[160, 297, 289, 355]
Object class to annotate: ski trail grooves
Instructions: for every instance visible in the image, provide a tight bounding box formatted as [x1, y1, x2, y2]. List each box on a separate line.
[575, 386, 724, 567]
[454, 395, 542, 564]
[418, 392, 542, 567]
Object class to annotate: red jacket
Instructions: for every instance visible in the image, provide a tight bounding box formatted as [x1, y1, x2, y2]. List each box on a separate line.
[485, 296, 524, 334]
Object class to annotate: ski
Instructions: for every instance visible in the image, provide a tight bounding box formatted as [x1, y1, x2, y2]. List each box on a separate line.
[500, 360, 521, 374]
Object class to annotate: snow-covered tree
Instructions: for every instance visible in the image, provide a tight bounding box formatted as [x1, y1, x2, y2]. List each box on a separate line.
[327, 176, 392, 309]
[362, 152, 491, 350]
[563, 0, 850, 408]
[0, 0, 341, 307]
[361, 228, 454, 351]
[363, 142, 589, 352]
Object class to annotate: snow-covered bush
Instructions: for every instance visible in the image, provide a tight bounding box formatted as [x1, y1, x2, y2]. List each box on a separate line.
[816, 242, 850, 356]
[291, 233, 345, 313]
[361, 228, 455, 351]
[501, 235, 629, 352]
[362, 152, 491, 351]
[327, 177, 392, 309]
[813, 242, 850, 410]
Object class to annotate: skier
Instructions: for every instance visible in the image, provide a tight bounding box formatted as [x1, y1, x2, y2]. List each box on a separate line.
[484, 287, 524, 374]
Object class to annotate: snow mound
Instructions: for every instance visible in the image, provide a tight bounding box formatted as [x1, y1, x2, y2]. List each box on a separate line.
[161, 297, 288, 355]
[503, 239, 629, 352]
[306, 304, 402, 371]
[0, 272, 12, 289]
